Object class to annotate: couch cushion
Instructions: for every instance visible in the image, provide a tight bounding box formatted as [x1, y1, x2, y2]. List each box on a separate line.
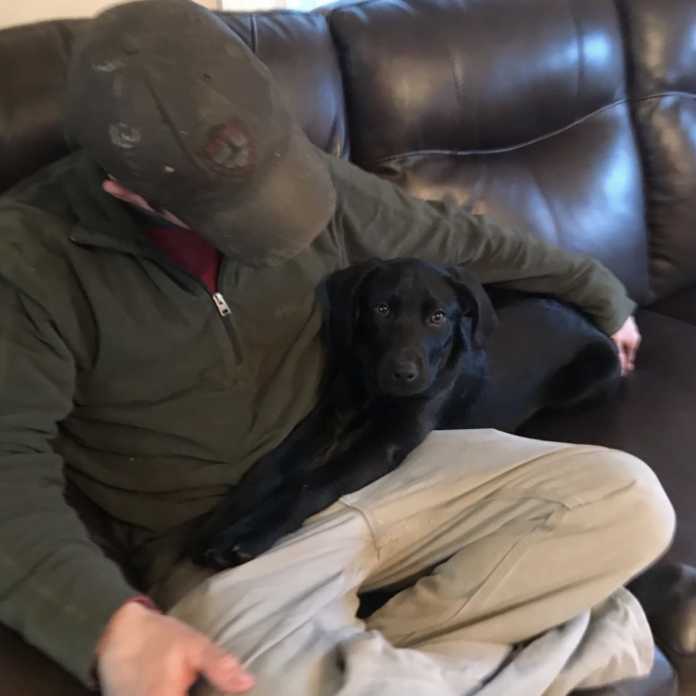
[216, 11, 347, 158]
[327, 0, 651, 304]
[0, 623, 88, 696]
[650, 287, 696, 327]
[0, 20, 79, 195]
[619, 0, 696, 300]
[520, 309, 696, 566]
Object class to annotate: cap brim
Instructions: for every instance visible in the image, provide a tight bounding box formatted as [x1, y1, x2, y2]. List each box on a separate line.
[173, 122, 337, 267]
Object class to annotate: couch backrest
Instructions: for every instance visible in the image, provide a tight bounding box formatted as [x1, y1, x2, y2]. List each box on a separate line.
[329, 0, 650, 303]
[0, 20, 80, 195]
[1, 0, 695, 303]
[620, 0, 696, 298]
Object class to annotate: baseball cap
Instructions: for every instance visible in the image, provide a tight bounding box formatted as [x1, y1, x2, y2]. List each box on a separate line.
[63, 0, 337, 267]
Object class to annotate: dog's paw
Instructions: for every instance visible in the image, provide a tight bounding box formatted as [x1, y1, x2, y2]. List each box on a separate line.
[197, 538, 254, 570]
[224, 529, 277, 563]
[193, 492, 300, 569]
[200, 536, 264, 570]
[191, 517, 257, 569]
[209, 518, 288, 567]
[199, 544, 249, 571]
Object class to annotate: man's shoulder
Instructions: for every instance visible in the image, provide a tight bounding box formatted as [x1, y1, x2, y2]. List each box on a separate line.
[0, 155, 85, 300]
[321, 150, 398, 222]
[322, 151, 379, 192]
[320, 150, 422, 236]
[0, 153, 82, 243]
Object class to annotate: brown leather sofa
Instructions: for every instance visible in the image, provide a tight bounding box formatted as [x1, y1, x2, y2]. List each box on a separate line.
[1, 0, 695, 694]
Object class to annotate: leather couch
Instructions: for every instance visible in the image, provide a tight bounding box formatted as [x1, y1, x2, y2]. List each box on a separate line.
[0, 0, 694, 694]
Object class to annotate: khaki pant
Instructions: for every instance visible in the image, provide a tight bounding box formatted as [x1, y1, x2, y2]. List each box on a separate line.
[162, 430, 675, 696]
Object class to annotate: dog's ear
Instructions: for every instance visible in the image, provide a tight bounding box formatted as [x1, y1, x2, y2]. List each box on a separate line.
[321, 258, 384, 353]
[445, 266, 497, 347]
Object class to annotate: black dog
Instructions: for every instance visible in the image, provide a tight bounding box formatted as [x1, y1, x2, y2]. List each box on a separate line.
[187, 258, 622, 569]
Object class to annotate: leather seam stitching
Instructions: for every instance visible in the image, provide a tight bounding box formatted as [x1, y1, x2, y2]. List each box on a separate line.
[366, 91, 696, 165]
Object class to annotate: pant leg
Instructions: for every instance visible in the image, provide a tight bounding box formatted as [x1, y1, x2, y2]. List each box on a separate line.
[167, 504, 506, 696]
[166, 429, 675, 696]
[348, 429, 675, 692]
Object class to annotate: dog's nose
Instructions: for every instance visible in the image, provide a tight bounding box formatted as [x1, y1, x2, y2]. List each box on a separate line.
[392, 362, 419, 383]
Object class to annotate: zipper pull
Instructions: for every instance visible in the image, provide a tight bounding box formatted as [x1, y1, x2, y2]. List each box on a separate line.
[212, 292, 232, 317]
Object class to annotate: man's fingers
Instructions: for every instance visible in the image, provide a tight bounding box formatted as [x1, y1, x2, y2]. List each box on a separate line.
[627, 336, 641, 370]
[612, 316, 641, 376]
[621, 338, 639, 372]
[199, 643, 254, 693]
[615, 341, 628, 375]
[613, 338, 635, 375]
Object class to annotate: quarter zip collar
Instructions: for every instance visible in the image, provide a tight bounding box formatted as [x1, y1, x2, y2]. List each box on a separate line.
[63, 150, 243, 302]
[65, 150, 172, 261]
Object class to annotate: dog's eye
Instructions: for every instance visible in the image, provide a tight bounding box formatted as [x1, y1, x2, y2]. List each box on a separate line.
[375, 303, 390, 316]
[430, 310, 446, 325]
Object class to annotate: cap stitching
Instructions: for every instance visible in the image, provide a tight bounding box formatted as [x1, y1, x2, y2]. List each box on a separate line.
[142, 72, 201, 172]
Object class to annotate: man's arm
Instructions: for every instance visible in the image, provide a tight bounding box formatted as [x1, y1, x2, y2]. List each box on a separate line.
[327, 155, 636, 337]
[0, 270, 254, 696]
[0, 278, 138, 682]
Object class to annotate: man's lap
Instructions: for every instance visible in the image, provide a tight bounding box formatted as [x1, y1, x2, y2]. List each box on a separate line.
[156, 429, 672, 611]
[157, 429, 673, 696]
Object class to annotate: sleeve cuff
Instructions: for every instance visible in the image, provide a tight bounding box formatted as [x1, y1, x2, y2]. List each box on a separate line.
[598, 296, 637, 336]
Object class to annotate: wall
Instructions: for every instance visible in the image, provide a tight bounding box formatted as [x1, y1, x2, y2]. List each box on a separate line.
[220, 0, 285, 9]
[0, 0, 220, 30]
[220, 0, 322, 11]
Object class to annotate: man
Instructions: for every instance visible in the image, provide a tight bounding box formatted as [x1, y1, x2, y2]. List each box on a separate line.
[0, 1, 676, 696]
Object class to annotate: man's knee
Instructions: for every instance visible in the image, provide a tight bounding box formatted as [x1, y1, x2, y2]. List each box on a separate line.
[580, 447, 675, 569]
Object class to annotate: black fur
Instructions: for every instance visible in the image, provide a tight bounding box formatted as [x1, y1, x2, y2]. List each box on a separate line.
[187, 258, 621, 569]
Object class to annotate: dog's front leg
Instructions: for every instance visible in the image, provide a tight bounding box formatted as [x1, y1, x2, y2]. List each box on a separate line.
[207, 401, 436, 566]
[186, 400, 352, 566]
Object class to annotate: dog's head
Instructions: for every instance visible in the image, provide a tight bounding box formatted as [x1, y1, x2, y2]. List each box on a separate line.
[323, 258, 497, 397]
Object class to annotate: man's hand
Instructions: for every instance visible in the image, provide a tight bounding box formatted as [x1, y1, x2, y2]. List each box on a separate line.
[96, 601, 254, 696]
[612, 316, 641, 375]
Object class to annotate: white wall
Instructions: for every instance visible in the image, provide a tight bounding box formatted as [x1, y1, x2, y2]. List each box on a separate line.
[0, 0, 220, 30]
[220, 0, 284, 9]
[220, 0, 324, 10]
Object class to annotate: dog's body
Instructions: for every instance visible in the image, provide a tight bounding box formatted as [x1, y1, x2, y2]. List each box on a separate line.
[188, 259, 622, 569]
